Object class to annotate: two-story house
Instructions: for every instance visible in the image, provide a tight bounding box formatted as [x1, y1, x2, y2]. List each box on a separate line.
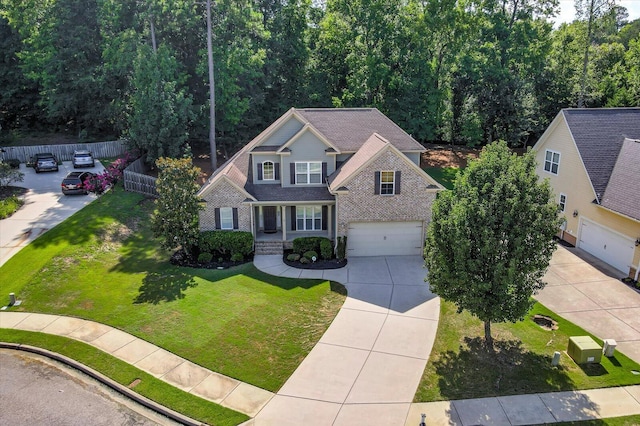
[533, 108, 640, 279]
[198, 108, 444, 257]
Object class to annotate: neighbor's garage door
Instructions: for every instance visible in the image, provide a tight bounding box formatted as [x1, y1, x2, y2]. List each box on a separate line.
[348, 221, 423, 256]
[579, 219, 634, 273]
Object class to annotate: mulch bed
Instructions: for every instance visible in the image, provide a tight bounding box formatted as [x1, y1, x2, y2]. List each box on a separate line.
[170, 250, 253, 269]
[0, 186, 28, 200]
[283, 250, 347, 270]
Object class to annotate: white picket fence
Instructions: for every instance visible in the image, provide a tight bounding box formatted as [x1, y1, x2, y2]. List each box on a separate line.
[0, 140, 127, 163]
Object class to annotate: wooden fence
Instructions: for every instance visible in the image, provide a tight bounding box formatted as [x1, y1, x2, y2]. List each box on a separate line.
[123, 157, 158, 197]
[0, 140, 127, 163]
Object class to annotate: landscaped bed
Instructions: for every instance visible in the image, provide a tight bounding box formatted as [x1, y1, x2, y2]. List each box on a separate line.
[0, 185, 346, 393]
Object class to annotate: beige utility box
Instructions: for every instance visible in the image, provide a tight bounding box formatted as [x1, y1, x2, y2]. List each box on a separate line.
[568, 336, 602, 364]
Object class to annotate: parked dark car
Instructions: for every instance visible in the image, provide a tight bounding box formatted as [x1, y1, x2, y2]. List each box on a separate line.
[61, 171, 95, 195]
[33, 152, 58, 173]
[72, 150, 95, 168]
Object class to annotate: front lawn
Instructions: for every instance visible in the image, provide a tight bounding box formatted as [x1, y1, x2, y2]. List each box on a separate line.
[415, 301, 640, 402]
[0, 186, 346, 392]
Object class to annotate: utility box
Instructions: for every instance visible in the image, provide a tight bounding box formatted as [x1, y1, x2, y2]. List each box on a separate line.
[603, 339, 617, 357]
[568, 336, 602, 364]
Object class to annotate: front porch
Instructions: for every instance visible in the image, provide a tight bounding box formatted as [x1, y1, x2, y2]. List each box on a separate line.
[254, 230, 332, 255]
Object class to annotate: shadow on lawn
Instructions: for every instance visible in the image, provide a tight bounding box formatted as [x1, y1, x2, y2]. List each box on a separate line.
[134, 271, 198, 304]
[434, 337, 577, 400]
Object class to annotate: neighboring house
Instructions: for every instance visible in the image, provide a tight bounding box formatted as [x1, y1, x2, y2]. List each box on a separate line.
[532, 108, 640, 279]
[198, 108, 443, 257]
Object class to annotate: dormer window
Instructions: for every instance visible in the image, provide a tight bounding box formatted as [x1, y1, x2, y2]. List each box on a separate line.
[263, 161, 274, 180]
[544, 150, 560, 175]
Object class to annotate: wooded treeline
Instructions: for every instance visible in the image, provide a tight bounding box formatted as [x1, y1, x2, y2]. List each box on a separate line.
[1, 0, 639, 156]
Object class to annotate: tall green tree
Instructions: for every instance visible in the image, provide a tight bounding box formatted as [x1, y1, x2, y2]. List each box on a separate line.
[425, 141, 560, 347]
[152, 155, 202, 255]
[127, 44, 194, 165]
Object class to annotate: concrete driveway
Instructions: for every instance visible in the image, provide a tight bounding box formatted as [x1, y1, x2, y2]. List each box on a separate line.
[536, 245, 640, 363]
[253, 255, 440, 426]
[0, 161, 105, 267]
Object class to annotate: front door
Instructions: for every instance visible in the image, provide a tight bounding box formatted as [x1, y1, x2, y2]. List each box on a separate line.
[264, 206, 277, 233]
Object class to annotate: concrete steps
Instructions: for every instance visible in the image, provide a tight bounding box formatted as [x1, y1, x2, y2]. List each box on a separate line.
[255, 240, 284, 255]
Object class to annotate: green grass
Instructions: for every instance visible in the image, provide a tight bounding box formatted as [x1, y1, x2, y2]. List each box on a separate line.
[0, 194, 24, 218]
[0, 186, 346, 392]
[0, 329, 248, 425]
[415, 301, 640, 402]
[423, 166, 460, 190]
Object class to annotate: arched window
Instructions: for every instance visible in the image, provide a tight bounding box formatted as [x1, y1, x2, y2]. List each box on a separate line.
[263, 161, 274, 180]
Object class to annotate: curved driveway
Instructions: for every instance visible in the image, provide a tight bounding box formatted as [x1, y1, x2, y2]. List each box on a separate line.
[252, 255, 439, 426]
[0, 161, 104, 267]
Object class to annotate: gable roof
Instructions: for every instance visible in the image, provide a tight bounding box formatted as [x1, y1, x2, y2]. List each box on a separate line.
[600, 138, 640, 221]
[328, 133, 442, 191]
[199, 108, 429, 201]
[296, 108, 426, 152]
[562, 108, 640, 201]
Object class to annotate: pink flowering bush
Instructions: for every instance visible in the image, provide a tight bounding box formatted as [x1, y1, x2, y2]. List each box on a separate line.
[85, 151, 138, 195]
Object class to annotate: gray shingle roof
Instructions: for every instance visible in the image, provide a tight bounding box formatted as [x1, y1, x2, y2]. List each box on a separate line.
[600, 138, 640, 221]
[246, 184, 334, 202]
[296, 108, 425, 152]
[563, 108, 640, 201]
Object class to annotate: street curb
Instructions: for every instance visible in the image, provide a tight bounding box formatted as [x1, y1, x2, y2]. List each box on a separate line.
[0, 342, 206, 426]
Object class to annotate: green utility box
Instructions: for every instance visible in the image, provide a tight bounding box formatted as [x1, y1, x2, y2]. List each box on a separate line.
[568, 336, 602, 364]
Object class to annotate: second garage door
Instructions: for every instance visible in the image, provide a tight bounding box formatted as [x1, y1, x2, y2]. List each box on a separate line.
[579, 219, 634, 273]
[347, 221, 423, 256]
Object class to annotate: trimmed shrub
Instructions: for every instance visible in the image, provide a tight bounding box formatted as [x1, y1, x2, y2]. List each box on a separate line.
[299, 257, 310, 264]
[303, 250, 318, 261]
[199, 230, 253, 258]
[292, 236, 332, 256]
[320, 238, 333, 260]
[198, 252, 213, 263]
[5, 159, 20, 169]
[230, 253, 244, 262]
[337, 236, 347, 261]
[287, 253, 301, 262]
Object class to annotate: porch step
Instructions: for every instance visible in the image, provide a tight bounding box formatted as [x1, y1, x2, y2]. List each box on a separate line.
[255, 240, 284, 255]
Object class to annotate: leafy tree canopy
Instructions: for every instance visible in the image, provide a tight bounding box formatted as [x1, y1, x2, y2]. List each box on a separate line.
[425, 141, 561, 347]
[151, 154, 202, 255]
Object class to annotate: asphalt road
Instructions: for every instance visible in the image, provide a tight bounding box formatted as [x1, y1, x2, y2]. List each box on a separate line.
[0, 349, 179, 426]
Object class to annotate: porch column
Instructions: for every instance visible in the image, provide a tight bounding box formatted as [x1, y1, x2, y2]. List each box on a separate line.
[327, 204, 332, 240]
[281, 205, 287, 241]
[250, 204, 255, 238]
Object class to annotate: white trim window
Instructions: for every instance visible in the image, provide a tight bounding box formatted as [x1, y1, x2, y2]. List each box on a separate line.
[220, 207, 234, 230]
[263, 161, 274, 180]
[544, 150, 560, 175]
[296, 206, 322, 230]
[296, 162, 322, 184]
[559, 193, 567, 212]
[380, 171, 395, 195]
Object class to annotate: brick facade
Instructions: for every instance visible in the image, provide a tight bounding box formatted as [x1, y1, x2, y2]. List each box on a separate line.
[335, 150, 437, 237]
[199, 179, 252, 231]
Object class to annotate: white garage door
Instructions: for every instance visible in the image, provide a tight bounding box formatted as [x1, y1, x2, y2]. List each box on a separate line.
[348, 221, 423, 256]
[579, 219, 634, 273]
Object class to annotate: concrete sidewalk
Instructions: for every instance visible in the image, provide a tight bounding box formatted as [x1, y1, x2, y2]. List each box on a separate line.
[252, 255, 440, 425]
[0, 311, 274, 417]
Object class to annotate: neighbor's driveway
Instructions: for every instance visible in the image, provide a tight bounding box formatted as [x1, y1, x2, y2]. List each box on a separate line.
[253, 255, 440, 426]
[536, 245, 640, 363]
[0, 161, 104, 267]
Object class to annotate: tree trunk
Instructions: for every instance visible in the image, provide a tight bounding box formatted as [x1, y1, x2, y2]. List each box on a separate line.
[206, 0, 217, 172]
[484, 320, 493, 349]
[579, 0, 595, 108]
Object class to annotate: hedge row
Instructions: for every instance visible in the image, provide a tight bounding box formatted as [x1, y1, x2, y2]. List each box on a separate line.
[198, 231, 253, 260]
